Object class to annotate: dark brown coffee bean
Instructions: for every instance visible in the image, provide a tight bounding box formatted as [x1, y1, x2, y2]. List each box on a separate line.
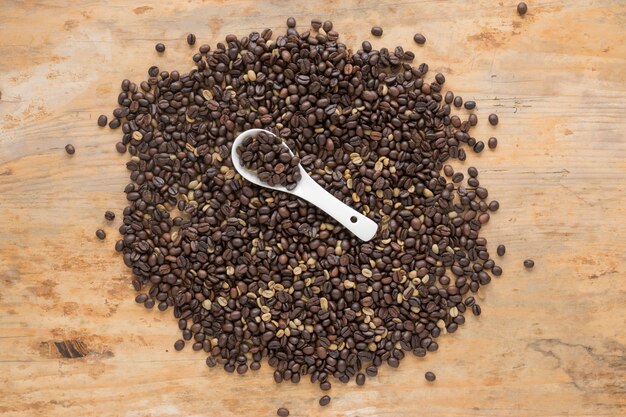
[517, 2, 528, 15]
[464, 100, 476, 110]
[468, 114, 478, 126]
[108, 118, 120, 129]
[371, 26, 383, 36]
[104, 211, 115, 221]
[454, 96, 463, 107]
[319, 395, 331, 406]
[425, 371, 436, 382]
[277, 407, 289, 417]
[488, 137, 498, 149]
[174, 340, 184, 351]
[524, 259, 535, 269]
[286, 17, 296, 28]
[187, 33, 196, 46]
[473, 141, 485, 153]
[488, 114, 499, 125]
[65, 144, 75, 155]
[472, 304, 482, 316]
[413, 33, 426, 44]
[468, 167, 478, 177]
[97, 115, 108, 127]
[95, 229, 106, 240]
[356, 373, 365, 386]
[155, 43, 165, 52]
[497, 244, 506, 256]
[489, 200, 500, 211]
[492, 266, 503, 276]
[311, 18, 322, 30]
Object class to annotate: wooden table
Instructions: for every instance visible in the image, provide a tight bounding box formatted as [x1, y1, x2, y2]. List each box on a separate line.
[1, 1, 625, 416]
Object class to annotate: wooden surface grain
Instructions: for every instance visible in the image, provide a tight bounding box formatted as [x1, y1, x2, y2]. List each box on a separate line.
[1, 1, 625, 416]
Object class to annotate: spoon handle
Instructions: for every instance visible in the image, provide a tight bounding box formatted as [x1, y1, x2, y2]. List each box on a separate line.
[293, 173, 378, 242]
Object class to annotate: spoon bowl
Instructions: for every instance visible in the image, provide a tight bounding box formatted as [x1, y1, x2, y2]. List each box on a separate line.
[231, 129, 378, 241]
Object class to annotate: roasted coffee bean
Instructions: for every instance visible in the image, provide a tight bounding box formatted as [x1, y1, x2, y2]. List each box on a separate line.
[105, 19, 503, 391]
[464, 100, 476, 110]
[425, 371, 436, 382]
[371, 26, 383, 36]
[517, 2, 528, 15]
[497, 245, 506, 256]
[524, 259, 535, 269]
[319, 395, 331, 406]
[472, 304, 482, 316]
[488, 137, 498, 149]
[65, 144, 75, 155]
[287, 17, 296, 28]
[155, 43, 165, 52]
[473, 141, 485, 153]
[489, 114, 499, 125]
[187, 33, 196, 46]
[174, 340, 185, 351]
[104, 210, 115, 221]
[413, 33, 426, 44]
[95, 229, 106, 240]
[277, 408, 289, 417]
[97, 114, 108, 127]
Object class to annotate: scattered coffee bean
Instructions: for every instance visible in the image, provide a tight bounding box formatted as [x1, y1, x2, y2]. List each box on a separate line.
[524, 259, 535, 269]
[104, 19, 504, 393]
[371, 26, 383, 36]
[488, 137, 498, 149]
[104, 210, 115, 221]
[286, 17, 296, 28]
[155, 43, 165, 53]
[64, 144, 75, 155]
[517, 2, 528, 15]
[319, 395, 331, 406]
[472, 304, 482, 316]
[497, 244, 506, 256]
[187, 33, 196, 46]
[473, 141, 485, 153]
[413, 33, 426, 44]
[356, 373, 366, 386]
[425, 371, 436, 382]
[464, 100, 476, 110]
[95, 229, 106, 240]
[174, 340, 184, 351]
[488, 114, 499, 125]
[97, 114, 108, 127]
[277, 408, 289, 417]
[311, 18, 322, 30]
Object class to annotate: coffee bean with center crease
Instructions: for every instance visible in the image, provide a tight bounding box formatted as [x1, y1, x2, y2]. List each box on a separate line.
[187, 33, 196, 46]
[65, 144, 75, 155]
[413, 33, 426, 44]
[95, 229, 106, 240]
[105, 18, 503, 393]
[105, 210, 115, 221]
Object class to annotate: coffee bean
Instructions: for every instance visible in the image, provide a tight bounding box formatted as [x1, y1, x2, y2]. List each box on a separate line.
[468, 167, 478, 177]
[277, 408, 289, 417]
[488, 114, 499, 125]
[104, 211, 115, 221]
[413, 33, 426, 44]
[454, 96, 463, 107]
[464, 100, 476, 110]
[95, 229, 106, 240]
[97, 115, 108, 127]
[468, 114, 478, 126]
[311, 18, 322, 30]
[473, 141, 485, 153]
[115, 142, 127, 153]
[524, 259, 535, 269]
[155, 43, 165, 53]
[472, 304, 482, 316]
[371, 26, 383, 36]
[356, 373, 366, 386]
[187, 33, 196, 46]
[497, 244, 506, 256]
[287, 17, 296, 28]
[517, 2, 528, 15]
[174, 340, 185, 351]
[319, 395, 331, 406]
[64, 144, 75, 155]
[488, 137, 498, 149]
[425, 371, 436, 382]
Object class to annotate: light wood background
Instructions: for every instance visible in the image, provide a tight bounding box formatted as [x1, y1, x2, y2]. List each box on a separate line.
[1, 1, 625, 416]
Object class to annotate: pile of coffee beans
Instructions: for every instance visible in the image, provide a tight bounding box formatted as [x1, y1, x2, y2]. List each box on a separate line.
[236, 131, 302, 189]
[104, 17, 504, 391]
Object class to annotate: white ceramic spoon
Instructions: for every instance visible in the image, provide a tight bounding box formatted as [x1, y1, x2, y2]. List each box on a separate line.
[231, 129, 378, 242]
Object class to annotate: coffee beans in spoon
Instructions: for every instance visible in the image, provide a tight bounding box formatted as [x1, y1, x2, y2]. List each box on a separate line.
[236, 131, 302, 190]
